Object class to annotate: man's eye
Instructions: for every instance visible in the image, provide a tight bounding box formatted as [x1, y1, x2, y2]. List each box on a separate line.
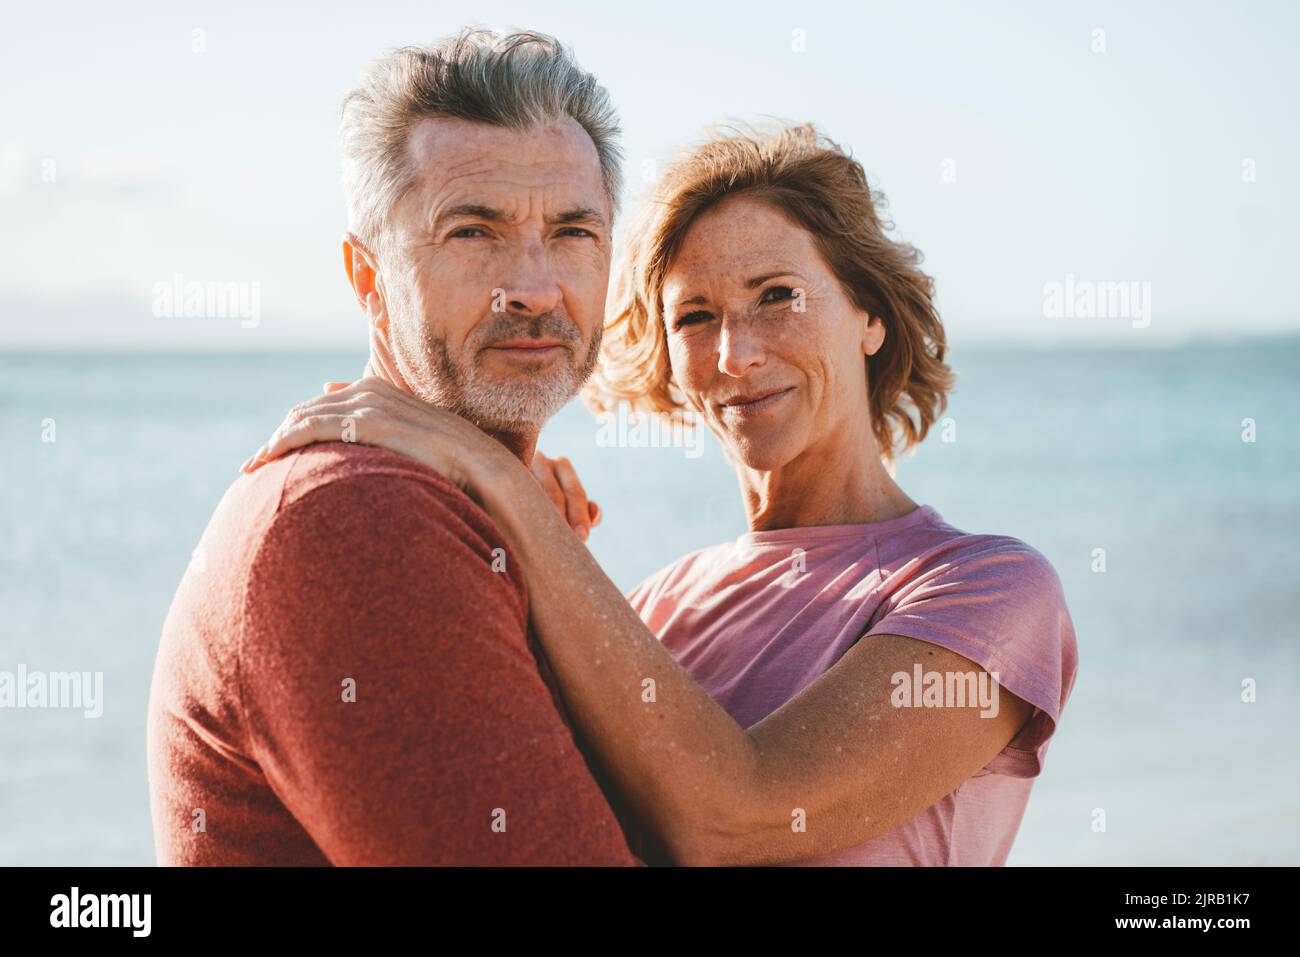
[676, 311, 712, 329]
[760, 286, 796, 305]
[449, 226, 487, 239]
[557, 227, 595, 238]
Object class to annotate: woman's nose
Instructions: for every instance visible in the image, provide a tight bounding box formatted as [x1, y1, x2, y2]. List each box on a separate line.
[716, 318, 766, 377]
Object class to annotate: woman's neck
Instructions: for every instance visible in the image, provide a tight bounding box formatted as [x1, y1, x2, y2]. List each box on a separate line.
[736, 420, 918, 533]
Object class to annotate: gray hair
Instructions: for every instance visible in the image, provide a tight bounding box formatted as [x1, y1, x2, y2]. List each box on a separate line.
[340, 28, 624, 249]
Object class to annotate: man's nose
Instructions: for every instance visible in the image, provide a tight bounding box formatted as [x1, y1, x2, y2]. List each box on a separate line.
[499, 242, 563, 317]
[717, 314, 767, 377]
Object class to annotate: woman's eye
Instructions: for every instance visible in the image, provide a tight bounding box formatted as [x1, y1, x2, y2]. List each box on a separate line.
[760, 285, 796, 305]
[676, 311, 713, 329]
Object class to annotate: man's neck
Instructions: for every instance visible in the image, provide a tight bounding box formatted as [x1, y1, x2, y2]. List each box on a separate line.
[363, 355, 539, 467]
[483, 429, 538, 467]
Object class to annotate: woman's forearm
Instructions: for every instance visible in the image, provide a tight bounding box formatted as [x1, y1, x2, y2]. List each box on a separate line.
[472, 456, 762, 864]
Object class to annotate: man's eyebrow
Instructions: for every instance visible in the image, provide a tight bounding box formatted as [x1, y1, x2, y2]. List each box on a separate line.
[430, 203, 606, 232]
[431, 203, 506, 231]
[546, 206, 606, 228]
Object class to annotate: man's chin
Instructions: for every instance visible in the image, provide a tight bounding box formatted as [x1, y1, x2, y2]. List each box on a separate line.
[455, 379, 577, 433]
[461, 410, 548, 434]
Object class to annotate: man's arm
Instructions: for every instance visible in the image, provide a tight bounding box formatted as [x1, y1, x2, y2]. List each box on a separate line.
[237, 468, 637, 866]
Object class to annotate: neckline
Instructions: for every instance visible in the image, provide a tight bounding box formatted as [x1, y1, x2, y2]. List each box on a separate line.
[734, 504, 940, 548]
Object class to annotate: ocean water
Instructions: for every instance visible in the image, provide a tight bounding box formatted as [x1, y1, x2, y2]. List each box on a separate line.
[1, 341, 1297, 866]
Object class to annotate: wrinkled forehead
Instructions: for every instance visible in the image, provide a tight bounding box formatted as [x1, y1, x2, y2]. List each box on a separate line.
[661, 196, 818, 305]
[399, 115, 607, 227]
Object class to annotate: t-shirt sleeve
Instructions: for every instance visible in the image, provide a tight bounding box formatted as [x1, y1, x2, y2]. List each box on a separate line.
[624, 547, 716, 630]
[237, 471, 638, 865]
[625, 571, 665, 616]
[863, 539, 1078, 778]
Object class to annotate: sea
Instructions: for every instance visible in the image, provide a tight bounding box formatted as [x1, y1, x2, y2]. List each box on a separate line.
[2, 339, 1297, 865]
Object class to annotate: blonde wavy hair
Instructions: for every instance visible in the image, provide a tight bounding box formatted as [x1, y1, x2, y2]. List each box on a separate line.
[584, 123, 954, 461]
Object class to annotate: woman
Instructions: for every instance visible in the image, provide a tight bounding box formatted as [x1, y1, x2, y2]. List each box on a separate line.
[246, 124, 1078, 866]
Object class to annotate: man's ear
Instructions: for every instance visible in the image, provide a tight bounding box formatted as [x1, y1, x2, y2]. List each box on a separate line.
[342, 232, 387, 333]
[861, 311, 886, 357]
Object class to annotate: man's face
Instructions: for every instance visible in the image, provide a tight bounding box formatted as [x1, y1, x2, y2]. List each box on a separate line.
[374, 115, 611, 431]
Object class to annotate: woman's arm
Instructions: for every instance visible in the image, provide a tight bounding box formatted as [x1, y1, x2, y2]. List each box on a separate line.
[249, 379, 1032, 866]
[476, 461, 1031, 865]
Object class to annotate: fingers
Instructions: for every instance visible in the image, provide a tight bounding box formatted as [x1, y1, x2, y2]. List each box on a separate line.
[529, 453, 599, 540]
[316, 376, 390, 401]
[530, 454, 570, 523]
[241, 415, 351, 472]
[530, 451, 555, 482]
[550, 456, 592, 541]
[240, 379, 394, 474]
[242, 399, 357, 472]
[241, 376, 483, 479]
[263, 417, 338, 465]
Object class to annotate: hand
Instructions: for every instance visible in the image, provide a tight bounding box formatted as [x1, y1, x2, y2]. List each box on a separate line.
[241, 378, 602, 538]
[530, 451, 602, 542]
[240, 376, 503, 493]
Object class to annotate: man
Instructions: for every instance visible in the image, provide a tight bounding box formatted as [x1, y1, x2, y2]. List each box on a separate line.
[146, 29, 638, 865]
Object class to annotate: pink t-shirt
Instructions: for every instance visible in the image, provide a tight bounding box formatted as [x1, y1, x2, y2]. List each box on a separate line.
[626, 504, 1078, 866]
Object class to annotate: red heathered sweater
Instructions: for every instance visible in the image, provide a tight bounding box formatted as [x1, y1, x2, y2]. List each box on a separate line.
[146, 441, 639, 866]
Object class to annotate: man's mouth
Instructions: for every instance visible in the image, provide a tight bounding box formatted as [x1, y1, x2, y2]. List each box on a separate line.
[718, 386, 795, 416]
[483, 339, 569, 361]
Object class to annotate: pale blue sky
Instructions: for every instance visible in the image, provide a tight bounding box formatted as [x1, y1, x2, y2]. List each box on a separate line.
[2, 0, 1296, 348]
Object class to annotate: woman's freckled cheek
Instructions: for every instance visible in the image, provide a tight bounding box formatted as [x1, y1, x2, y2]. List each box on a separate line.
[667, 336, 703, 390]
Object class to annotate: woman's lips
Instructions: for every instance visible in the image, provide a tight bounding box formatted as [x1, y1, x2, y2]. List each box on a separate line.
[718, 386, 795, 417]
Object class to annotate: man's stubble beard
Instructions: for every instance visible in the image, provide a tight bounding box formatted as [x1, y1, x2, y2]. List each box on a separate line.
[397, 310, 604, 433]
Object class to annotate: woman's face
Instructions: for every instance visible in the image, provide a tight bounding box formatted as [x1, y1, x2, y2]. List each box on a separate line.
[661, 194, 884, 471]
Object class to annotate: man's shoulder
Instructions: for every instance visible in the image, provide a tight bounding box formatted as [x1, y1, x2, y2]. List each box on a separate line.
[274, 441, 470, 508]
[251, 441, 497, 541]
[237, 441, 524, 598]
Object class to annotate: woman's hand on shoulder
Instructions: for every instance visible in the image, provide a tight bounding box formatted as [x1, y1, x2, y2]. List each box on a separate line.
[240, 377, 601, 539]
[530, 451, 601, 541]
[239, 376, 505, 490]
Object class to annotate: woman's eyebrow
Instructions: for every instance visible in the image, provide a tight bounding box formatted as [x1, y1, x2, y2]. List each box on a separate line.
[670, 273, 797, 307]
[744, 270, 798, 288]
[674, 293, 710, 307]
